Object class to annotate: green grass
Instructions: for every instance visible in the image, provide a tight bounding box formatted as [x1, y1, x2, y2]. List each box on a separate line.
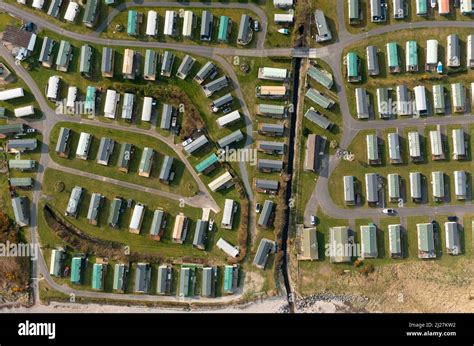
[49, 121, 199, 197]
[40, 168, 236, 262]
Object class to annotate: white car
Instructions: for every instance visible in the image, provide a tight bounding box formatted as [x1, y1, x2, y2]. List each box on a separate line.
[310, 215, 317, 226]
[382, 208, 396, 215]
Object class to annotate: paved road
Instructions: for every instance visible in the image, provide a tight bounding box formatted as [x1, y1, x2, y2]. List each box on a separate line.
[93, 1, 269, 50]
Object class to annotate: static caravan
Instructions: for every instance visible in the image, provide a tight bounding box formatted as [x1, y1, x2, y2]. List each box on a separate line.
[64, 1, 80, 23]
[396, 85, 412, 116]
[66, 186, 82, 217]
[416, 0, 428, 15]
[366, 134, 380, 165]
[438, 0, 450, 15]
[346, 52, 361, 82]
[76, 132, 92, 160]
[392, 0, 406, 19]
[104, 89, 120, 119]
[447, 34, 460, 67]
[377, 88, 391, 118]
[431, 171, 445, 201]
[66, 86, 78, 112]
[176, 55, 196, 80]
[410, 172, 422, 201]
[348, 0, 361, 24]
[387, 133, 401, 163]
[194, 61, 217, 85]
[182, 10, 195, 38]
[164, 10, 177, 36]
[314, 10, 332, 42]
[141, 97, 154, 122]
[425, 39, 438, 71]
[452, 128, 466, 160]
[121, 93, 135, 121]
[161, 51, 175, 77]
[429, 129, 444, 160]
[14, 105, 34, 118]
[445, 222, 461, 255]
[97, 137, 114, 166]
[343, 175, 356, 205]
[406, 40, 418, 72]
[122, 49, 136, 79]
[451, 83, 465, 113]
[200, 10, 213, 41]
[388, 224, 402, 258]
[365, 173, 379, 203]
[356, 88, 369, 119]
[468, 35, 474, 68]
[86, 193, 103, 225]
[216, 110, 241, 128]
[461, 0, 474, 14]
[366, 45, 380, 76]
[221, 199, 236, 230]
[143, 49, 157, 81]
[172, 213, 189, 244]
[138, 147, 154, 178]
[454, 170, 467, 200]
[388, 173, 401, 202]
[129, 203, 145, 234]
[361, 224, 377, 258]
[386, 42, 400, 73]
[414, 85, 428, 116]
[432, 84, 445, 114]
[47, 76, 60, 101]
[146, 10, 158, 37]
[370, 0, 387, 22]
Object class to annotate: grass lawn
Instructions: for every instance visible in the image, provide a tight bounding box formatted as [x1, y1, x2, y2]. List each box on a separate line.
[49, 121, 199, 197]
[343, 27, 474, 120]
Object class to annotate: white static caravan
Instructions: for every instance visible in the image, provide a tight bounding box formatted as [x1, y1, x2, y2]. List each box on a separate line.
[182, 10, 194, 38]
[146, 10, 158, 37]
[429, 129, 444, 160]
[454, 170, 467, 200]
[104, 89, 120, 119]
[0, 88, 24, 101]
[141, 97, 154, 122]
[387, 132, 401, 163]
[452, 128, 466, 160]
[216, 110, 241, 128]
[64, 1, 80, 23]
[431, 171, 445, 200]
[387, 173, 400, 201]
[46, 76, 60, 101]
[164, 10, 177, 36]
[121, 93, 135, 121]
[32, 0, 44, 10]
[413, 85, 428, 116]
[66, 86, 78, 110]
[76, 132, 92, 160]
[425, 39, 438, 71]
[129, 203, 145, 234]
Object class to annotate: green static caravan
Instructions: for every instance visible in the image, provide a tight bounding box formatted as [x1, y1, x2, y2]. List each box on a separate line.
[179, 266, 196, 297]
[70, 256, 85, 285]
[144, 49, 158, 81]
[218, 16, 231, 42]
[346, 52, 361, 82]
[83, 0, 99, 28]
[113, 263, 128, 292]
[417, 223, 436, 259]
[223, 264, 238, 294]
[307, 65, 334, 90]
[127, 10, 139, 36]
[406, 40, 418, 72]
[91, 263, 105, 291]
[305, 88, 335, 109]
[195, 153, 219, 174]
[56, 40, 72, 72]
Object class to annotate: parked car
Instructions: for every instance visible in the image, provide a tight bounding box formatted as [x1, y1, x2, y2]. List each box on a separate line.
[310, 215, 317, 226]
[255, 203, 262, 213]
[447, 216, 458, 222]
[253, 20, 260, 32]
[26, 128, 36, 134]
[182, 138, 193, 147]
[208, 219, 214, 231]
